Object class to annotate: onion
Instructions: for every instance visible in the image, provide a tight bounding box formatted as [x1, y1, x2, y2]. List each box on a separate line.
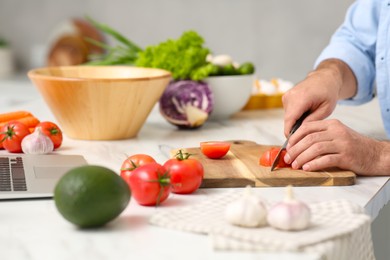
[159, 80, 214, 128]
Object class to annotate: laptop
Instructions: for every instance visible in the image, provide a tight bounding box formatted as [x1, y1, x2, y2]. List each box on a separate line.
[0, 154, 87, 200]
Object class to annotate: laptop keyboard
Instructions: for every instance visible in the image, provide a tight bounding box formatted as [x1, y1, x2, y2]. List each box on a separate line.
[0, 157, 27, 192]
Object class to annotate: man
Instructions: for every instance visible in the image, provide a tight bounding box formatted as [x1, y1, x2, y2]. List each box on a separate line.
[282, 0, 390, 175]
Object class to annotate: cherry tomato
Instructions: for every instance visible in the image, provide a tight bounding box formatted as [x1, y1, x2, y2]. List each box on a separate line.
[0, 121, 30, 153]
[259, 147, 291, 168]
[164, 150, 204, 194]
[120, 154, 156, 184]
[129, 162, 171, 206]
[200, 141, 231, 159]
[36, 121, 63, 149]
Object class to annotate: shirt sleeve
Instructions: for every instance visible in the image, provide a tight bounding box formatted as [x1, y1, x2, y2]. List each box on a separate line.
[315, 0, 379, 105]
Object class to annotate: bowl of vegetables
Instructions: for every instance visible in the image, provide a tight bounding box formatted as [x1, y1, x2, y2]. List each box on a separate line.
[200, 55, 255, 119]
[158, 53, 255, 126]
[28, 66, 171, 140]
[84, 17, 255, 128]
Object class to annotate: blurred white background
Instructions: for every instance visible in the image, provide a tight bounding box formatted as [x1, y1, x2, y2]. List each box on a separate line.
[0, 0, 354, 82]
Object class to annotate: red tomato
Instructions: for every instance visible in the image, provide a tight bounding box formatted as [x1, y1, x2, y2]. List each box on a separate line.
[120, 154, 156, 184]
[200, 141, 231, 159]
[0, 122, 30, 153]
[129, 162, 171, 206]
[259, 147, 291, 168]
[164, 150, 204, 194]
[36, 121, 63, 149]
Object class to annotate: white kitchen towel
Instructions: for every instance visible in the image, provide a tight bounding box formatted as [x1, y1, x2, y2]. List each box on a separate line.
[149, 191, 375, 259]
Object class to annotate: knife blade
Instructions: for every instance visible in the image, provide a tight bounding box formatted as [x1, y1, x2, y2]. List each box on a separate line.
[270, 111, 310, 171]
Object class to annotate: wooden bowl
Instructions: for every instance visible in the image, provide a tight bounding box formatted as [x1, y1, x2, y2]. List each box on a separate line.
[28, 66, 171, 140]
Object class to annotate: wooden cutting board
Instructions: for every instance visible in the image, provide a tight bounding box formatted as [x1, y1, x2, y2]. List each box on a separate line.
[173, 140, 356, 188]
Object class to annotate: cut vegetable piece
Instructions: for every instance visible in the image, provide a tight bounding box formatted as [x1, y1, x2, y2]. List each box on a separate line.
[200, 141, 231, 159]
[259, 147, 291, 168]
[185, 105, 208, 127]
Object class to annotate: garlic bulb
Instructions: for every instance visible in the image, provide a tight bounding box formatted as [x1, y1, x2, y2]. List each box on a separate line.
[21, 127, 54, 154]
[267, 185, 311, 231]
[211, 54, 233, 67]
[225, 186, 267, 228]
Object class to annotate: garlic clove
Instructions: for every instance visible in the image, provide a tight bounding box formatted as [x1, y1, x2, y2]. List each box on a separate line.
[225, 185, 267, 228]
[21, 127, 54, 155]
[267, 185, 311, 231]
[211, 54, 233, 67]
[206, 54, 213, 63]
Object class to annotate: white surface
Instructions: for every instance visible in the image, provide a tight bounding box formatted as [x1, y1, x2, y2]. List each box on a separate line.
[0, 76, 389, 260]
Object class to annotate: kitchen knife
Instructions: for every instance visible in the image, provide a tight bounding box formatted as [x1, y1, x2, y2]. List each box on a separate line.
[270, 111, 310, 171]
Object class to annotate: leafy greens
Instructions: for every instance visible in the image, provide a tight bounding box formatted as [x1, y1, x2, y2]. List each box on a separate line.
[136, 31, 209, 80]
[86, 17, 210, 80]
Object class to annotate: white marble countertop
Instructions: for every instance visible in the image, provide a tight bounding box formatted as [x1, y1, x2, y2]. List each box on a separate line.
[0, 74, 389, 260]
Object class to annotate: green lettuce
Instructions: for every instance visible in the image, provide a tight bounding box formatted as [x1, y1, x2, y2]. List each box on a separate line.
[86, 17, 210, 80]
[136, 31, 210, 80]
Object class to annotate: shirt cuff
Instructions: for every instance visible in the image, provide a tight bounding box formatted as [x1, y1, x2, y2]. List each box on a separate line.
[314, 41, 375, 106]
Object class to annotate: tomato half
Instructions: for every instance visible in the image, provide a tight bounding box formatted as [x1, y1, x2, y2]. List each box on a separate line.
[129, 162, 170, 206]
[120, 154, 156, 184]
[164, 150, 204, 194]
[259, 147, 291, 168]
[37, 121, 63, 149]
[200, 141, 231, 159]
[0, 121, 30, 153]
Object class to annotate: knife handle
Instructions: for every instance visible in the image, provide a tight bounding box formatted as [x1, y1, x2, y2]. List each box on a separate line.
[289, 110, 310, 135]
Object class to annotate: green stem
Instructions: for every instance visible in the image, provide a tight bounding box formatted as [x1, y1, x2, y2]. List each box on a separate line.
[120, 160, 138, 171]
[85, 16, 143, 52]
[174, 149, 192, 160]
[145, 171, 171, 206]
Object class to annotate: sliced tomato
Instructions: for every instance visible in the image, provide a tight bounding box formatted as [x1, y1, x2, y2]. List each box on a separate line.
[200, 141, 231, 159]
[259, 147, 291, 168]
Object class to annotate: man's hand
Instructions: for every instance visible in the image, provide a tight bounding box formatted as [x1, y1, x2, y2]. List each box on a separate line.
[284, 119, 390, 176]
[282, 59, 357, 136]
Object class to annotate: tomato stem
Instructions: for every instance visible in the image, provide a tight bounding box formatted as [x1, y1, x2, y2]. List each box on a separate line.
[121, 160, 138, 171]
[49, 127, 59, 135]
[174, 149, 192, 160]
[1, 125, 16, 140]
[145, 171, 171, 206]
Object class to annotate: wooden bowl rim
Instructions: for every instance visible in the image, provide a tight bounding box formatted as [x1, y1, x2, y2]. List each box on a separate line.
[27, 65, 172, 82]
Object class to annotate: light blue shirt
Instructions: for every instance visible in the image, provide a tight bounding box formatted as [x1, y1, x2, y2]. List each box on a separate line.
[315, 0, 390, 137]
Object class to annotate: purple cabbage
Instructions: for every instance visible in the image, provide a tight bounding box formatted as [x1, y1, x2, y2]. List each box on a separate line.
[159, 80, 214, 128]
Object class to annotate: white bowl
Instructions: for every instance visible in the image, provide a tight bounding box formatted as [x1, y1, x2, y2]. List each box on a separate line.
[204, 74, 254, 120]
